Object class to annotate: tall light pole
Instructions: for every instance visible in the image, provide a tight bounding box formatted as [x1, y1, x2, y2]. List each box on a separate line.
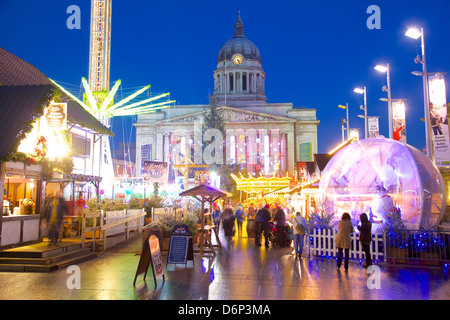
[375, 64, 393, 139]
[354, 86, 367, 139]
[338, 103, 349, 140]
[405, 27, 433, 161]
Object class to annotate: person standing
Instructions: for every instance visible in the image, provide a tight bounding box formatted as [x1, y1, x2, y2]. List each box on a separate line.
[358, 213, 373, 268]
[234, 205, 245, 237]
[274, 204, 287, 247]
[212, 205, 222, 230]
[75, 193, 85, 216]
[292, 212, 307, 257]
[222, 204, 235, 239]
[255, 204, 271, 247]
[247, 203, 256, 219]
[335, 212, 353, 270]
[44, 191, 68, 247]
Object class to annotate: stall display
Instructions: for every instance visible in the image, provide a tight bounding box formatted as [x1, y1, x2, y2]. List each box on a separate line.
[318, 137, 446, 231]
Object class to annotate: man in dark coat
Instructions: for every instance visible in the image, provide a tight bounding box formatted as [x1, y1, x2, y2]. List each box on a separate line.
[274, 205, 287, 247]
[222, 204, 235, 239]
[358, 213, 373, 268]
[255, 204, 271, 247]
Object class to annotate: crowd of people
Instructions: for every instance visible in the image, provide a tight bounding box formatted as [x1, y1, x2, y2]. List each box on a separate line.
[211, 202, 308, 256]
[212, 202, 375, 266]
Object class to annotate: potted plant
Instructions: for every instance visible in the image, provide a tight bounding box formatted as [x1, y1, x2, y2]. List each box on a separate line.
[380, 206, 409, 264]
[144, 211, 199, 251]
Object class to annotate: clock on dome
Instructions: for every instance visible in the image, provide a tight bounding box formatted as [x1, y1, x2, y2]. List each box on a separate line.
[233, 54, 243, 65]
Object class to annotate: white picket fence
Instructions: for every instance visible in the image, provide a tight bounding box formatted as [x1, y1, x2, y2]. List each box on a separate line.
[308, 228, 385, 262]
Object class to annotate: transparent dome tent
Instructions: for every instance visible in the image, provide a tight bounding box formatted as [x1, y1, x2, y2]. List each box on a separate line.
[318, 137, 446, 231]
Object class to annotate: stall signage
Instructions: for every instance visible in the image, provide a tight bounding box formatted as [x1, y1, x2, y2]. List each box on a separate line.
[142, 161, 169, 183]
[167, 224, 190, 265]
[133, 234, 165, 286]
[44, 102, 67, 131]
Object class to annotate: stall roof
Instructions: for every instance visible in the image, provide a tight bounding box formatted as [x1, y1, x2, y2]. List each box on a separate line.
[0, 84, 55, 160]
[314, 154, 333, 172]
[0, 47, 113, 137]
[179, 184, 231, 198]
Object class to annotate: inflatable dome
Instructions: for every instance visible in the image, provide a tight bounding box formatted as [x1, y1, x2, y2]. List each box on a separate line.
[318, 137, 446, 231]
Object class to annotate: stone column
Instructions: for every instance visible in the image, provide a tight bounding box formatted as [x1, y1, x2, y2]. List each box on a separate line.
[156, 133, 163, 161]
[287, 130, 295, 176]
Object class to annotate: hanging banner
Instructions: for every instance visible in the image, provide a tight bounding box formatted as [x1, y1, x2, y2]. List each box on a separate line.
[142, 161, 169, 183]
[140, 144, 152, 174]
[428, 74, 450, 167]
[392, 100, 407, 144]
[368, 117, 379, 138]
[299, 142, 312, 162]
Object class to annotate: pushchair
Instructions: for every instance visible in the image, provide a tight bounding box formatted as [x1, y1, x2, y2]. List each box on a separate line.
[268, 222, 292, 247]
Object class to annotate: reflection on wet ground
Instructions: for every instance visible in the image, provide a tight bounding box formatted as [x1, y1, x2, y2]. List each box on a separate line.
[0, 229, 449, 300]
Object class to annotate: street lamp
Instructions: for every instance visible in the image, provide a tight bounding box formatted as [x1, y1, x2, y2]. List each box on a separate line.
[405, 26, 433, 161]
[354, 86, 367, 139]
[338, 103, 349, 140]
[374, 63, 393, 139]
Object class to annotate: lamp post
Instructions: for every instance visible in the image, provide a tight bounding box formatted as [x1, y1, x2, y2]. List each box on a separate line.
[375, 64, 393, 139]
[354, 86, 367, 139]
[405, 27, 433, 161]
[338, 103, 349, 140]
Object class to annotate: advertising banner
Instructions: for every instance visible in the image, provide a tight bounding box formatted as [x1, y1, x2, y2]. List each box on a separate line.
[392, 100, 407, 143]
[368, 117, 379, 138]
[140, 144, 152, 174]
[142, 161, 169, 183]
[428, 74, 450, 167]
[299, 142, 312, 162]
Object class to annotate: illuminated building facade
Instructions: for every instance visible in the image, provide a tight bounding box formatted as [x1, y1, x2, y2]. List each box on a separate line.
[135, 14, 319, 185]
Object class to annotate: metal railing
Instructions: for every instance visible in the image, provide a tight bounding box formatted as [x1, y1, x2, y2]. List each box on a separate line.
[384, 229, 450, 266]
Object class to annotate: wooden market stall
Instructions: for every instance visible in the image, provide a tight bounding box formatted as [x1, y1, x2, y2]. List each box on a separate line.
[179, 184, 231, 255]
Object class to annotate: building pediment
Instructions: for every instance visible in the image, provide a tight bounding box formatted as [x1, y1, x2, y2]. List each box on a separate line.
[157, 105, 296, 125]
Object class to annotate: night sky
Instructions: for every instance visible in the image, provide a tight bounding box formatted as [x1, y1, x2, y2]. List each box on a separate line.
[1, 0, 449, 155]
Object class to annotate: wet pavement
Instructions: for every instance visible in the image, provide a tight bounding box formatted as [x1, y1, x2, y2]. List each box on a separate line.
[0, 229, 449, 301]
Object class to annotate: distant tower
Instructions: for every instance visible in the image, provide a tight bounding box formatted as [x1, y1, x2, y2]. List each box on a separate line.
[88, 0, 114, 196]
[89, 0, 112, 96]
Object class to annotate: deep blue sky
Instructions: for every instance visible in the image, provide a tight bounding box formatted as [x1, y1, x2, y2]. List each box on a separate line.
[1, 0, 449, 154]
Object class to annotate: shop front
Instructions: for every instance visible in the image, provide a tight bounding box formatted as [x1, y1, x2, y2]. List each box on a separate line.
[1, 161, 44, 248]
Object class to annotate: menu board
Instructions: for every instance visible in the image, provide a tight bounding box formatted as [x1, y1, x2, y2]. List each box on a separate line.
[167, 224, 191, 266]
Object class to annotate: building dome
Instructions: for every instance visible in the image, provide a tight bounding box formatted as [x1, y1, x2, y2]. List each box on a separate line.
[217, 12, 261, 64]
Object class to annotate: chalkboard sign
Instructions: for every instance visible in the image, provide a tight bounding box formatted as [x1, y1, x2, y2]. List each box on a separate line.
[167, 224, 192, 267]
[133, 234, 165, 286]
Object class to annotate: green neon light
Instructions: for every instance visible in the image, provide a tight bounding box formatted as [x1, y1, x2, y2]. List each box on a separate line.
[113, 92, 171, 112]
[100, 79, 121, 111]
[106, 85, 151, 111]
[49, 78, 92, 112]
[114, 101, 174, 116]
[82, 77, 98, 110]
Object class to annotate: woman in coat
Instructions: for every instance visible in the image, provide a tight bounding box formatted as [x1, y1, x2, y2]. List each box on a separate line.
[358, 213, 373, 268]
[335, 212, 353, 270]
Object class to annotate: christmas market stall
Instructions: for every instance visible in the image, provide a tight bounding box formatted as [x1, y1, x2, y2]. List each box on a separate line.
[179, 184, 231, 255]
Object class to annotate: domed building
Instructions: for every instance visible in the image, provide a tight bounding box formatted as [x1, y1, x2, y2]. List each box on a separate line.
[135, 13, 320, 186]
[212, 12, 267, 107]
